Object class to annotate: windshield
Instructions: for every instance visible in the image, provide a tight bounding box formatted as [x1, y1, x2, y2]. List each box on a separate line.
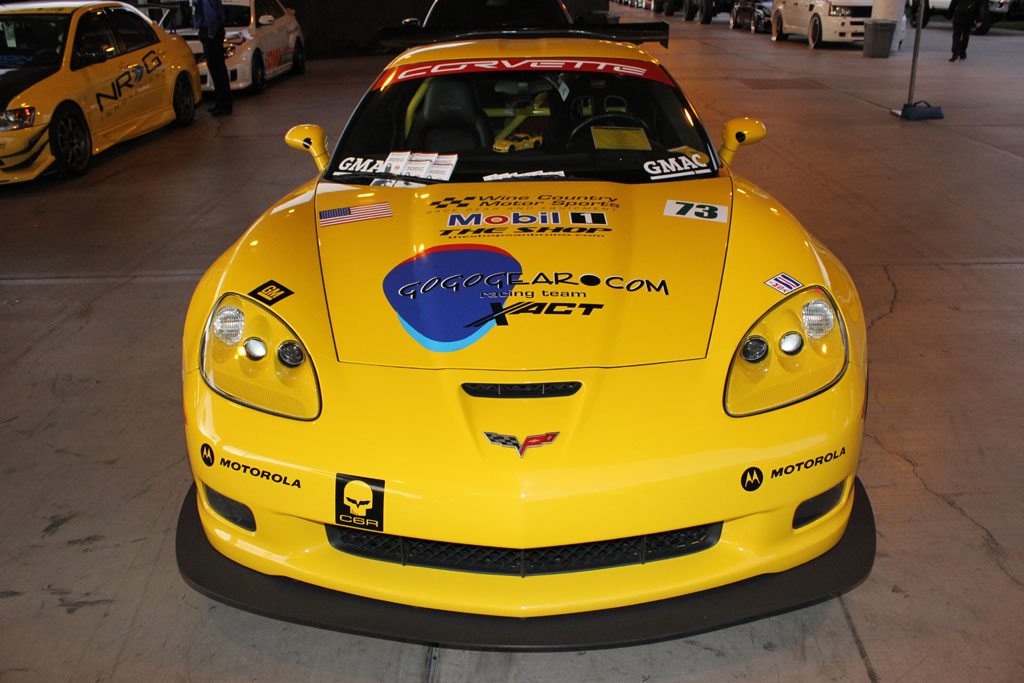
[330, 56, 718, 186]
[159, 3, 251, 30]
[425, 0, 570, 28]
[0, 14, 71, 68]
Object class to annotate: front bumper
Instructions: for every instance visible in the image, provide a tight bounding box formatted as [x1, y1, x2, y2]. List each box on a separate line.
[0, 124, 53, 184]
[176, 477, 875, 650]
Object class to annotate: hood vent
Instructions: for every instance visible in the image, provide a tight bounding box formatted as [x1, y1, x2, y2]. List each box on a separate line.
[461, 382, 582, 399]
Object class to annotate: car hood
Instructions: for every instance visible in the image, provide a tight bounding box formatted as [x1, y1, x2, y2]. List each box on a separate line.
[0, 65, 58, 110]
[314, 178, 734, 370]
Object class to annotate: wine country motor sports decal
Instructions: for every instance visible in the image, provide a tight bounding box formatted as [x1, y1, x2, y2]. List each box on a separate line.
[663, 200, 729, 223]
[764, 273, 802, 294]
[319, 202, 393, 226]
[383, 244, 523, 352]
[374, 58, 675, 90]
[484, 431, 559, 458]
[335, 473, 385, 530]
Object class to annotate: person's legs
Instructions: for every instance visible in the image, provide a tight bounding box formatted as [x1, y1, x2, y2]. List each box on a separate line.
[202, 29, 233, 114]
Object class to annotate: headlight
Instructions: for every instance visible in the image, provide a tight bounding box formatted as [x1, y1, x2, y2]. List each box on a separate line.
[725, 287, 848, 416]
[223, 35, 245, 58]
[0, 107, 36, 131]
[828, 4, 852, 16]
[201, 293, 321, 419]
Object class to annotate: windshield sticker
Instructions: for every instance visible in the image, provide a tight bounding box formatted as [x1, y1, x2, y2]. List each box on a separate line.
[318, 202, 393, 226]
[338, 157, 386, 173]
[664, 200, 729, 223]
[371, 179, 426, 188]
[484, 170, 563, 181]
[765, 273, 803, 294]
[644, 154, 712, 181]
[375, 58, 675, 90]
[592, 127, 651, 151]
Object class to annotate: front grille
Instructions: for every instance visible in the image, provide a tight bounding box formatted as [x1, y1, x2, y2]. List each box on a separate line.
[461, 381, 581, 398]
[849, 6, 872, 17]
[325, 522, 722, 576]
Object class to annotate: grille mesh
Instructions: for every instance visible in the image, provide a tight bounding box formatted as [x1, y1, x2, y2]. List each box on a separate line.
[325, 522, 722, 576]
[461, 382, 582, 398]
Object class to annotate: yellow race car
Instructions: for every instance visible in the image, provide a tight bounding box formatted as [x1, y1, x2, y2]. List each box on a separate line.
[177, 31, 874, 649]
[0, 1, 200, 184]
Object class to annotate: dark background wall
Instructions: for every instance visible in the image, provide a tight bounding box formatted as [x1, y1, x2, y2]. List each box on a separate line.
[285, 0, 433, 57]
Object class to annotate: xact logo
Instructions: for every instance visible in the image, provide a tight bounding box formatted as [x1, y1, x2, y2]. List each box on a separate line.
[466, 301, 603, 328]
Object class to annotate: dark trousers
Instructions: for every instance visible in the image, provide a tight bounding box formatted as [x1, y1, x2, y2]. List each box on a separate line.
[952, 20, 972, 57]
[201, 29, 232, 111]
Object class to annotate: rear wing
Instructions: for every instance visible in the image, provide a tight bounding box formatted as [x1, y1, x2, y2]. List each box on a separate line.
[378, 22, 671, 51]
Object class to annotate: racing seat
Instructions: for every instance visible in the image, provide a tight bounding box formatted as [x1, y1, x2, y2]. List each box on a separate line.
[408, 79, 493, 153]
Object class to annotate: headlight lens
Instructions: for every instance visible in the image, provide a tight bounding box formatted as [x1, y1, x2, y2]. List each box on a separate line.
[829, 4, 852, 16]
[725, 287, 848, 416]
[201, 294, 320, 419]
[0, 107, 36, 131]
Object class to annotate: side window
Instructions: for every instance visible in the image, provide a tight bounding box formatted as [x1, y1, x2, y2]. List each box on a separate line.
[71, 11, 119, 69]
[106, 9, 158, 53]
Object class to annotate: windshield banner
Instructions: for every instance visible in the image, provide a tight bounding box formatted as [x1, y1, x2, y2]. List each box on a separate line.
[374, 57, 674, 90]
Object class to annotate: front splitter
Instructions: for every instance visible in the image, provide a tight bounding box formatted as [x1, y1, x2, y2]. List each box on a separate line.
[176, 478, 875, 651]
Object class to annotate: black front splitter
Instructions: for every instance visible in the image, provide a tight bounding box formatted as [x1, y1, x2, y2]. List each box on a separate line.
[176, 478, 875, 651]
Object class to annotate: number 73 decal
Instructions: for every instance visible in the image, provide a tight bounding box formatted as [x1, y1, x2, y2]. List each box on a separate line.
[663, 199, 729, 223]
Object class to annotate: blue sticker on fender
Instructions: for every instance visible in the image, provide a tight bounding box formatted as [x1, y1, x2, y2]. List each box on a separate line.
[382, 244, 522, 352]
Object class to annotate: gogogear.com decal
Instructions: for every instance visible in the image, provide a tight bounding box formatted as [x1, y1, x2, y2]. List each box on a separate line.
[382, 244, 522, 352]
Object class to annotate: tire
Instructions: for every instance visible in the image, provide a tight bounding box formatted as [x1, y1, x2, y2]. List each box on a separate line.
[664, 0, 676, 16]
[654, 0, 666, 12]
[49, 104, 91, 178]
[752, 14, 762, 33]
[771, 11, 787, 40]
[808, 14, 823, 48]
[909, 0, 930, 28]
[973, 7, 993, 35]
[698, 0, 713, 24]
[250, 51, 266, 93]
[171, 73, 195, 127]
[291, 39, 305, 75]
[682, 0, 698, 20]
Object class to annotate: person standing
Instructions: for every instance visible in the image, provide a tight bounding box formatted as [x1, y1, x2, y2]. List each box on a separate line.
[947, 0, 984, 62]
[194, 0, 233, 114]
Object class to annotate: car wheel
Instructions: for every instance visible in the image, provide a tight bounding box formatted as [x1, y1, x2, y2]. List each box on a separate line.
[752, 14, 761, 33]
[654, 0, 666, 12]
[664, 0, 676, 16]
[698, 0, 713, 23]
[250, 51, 267, 94]
[682, 0, 699, 20]
[291, 39, 305, 75]
[49, 104, 91, 178]
[808, 14, 823, 48]
[172, 73, 195, 126]
[771, 11, 787, 41]
[973, 7, 993, 35]
[909, 0, 930, 28]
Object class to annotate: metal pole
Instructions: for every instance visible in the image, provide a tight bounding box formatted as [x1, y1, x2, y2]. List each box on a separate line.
[907, 0, 926, 105]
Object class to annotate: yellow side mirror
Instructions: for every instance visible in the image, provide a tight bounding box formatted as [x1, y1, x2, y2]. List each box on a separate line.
[285, 124, 329, 172]
[717, 118, 766, 166]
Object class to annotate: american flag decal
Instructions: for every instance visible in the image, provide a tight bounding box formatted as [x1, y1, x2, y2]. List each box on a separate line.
[318, 202, 393, 226]
[764, 273, 802, 294]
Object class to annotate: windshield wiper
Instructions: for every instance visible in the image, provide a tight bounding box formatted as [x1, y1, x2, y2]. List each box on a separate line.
[329, 171, 446, 186]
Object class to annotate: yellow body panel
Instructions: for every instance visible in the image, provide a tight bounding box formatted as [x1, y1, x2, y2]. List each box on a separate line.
[180, 37, 868, 619]
[0, 2, 200, 184]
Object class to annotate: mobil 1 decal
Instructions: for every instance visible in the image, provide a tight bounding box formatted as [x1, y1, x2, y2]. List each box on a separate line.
[382, 244, 669, 352]
[336, 473, 385, 531]
[439, 211, 612, 239]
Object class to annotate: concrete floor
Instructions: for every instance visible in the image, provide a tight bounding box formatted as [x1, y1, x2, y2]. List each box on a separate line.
[1, 7, 1023, 682]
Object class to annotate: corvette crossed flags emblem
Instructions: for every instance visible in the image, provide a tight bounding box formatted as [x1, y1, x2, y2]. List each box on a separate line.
[484, 431, 559, 457]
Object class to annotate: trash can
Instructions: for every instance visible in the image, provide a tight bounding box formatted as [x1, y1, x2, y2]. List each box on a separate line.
[863, 19, 897, 58]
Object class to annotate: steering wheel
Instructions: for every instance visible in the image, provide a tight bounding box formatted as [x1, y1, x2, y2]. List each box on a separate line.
[569, 113, 650, 143]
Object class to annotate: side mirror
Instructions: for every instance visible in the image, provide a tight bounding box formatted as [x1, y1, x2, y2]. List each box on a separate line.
[257, 14, 275, 26]
[285, 124, 329, 172]
[717, 118, 766, 166]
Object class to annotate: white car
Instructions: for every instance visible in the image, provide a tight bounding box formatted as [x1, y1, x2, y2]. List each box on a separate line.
[771, 0, 873, 48]
[161, 0, 305, 93]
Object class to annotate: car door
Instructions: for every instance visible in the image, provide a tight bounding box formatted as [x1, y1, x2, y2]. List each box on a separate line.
[68, 8, 130, 143]
[254, 0, 289, 75]
[104, 8, 167, 119]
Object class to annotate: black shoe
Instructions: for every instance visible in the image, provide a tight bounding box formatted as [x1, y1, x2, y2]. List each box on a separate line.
[960, 53, 967, 60]
[949, 55, 958, 62]
[210, 106, 232, 117]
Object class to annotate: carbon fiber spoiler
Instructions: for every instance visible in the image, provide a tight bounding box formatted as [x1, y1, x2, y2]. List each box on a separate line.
[378, 22, 671, 50]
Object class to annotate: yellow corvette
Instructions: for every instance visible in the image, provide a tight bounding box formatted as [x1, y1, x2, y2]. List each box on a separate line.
[177, 32, 874, 649]
[0, 1, 199, 184]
